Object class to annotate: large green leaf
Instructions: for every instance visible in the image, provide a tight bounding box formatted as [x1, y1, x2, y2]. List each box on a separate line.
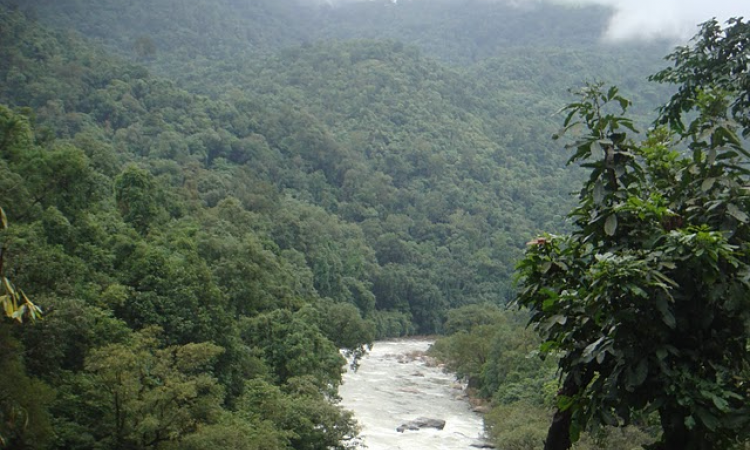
[604, 214, 618, 236]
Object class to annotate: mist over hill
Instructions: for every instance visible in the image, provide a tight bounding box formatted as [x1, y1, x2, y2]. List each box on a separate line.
[16, 0, 669, 68]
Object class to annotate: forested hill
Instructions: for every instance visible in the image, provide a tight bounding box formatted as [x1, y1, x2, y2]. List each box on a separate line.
[0, 1, 674, 448]
[1, 0, 672, 334]
[20, 0, 613, 57]
[17, 0, 668, 75]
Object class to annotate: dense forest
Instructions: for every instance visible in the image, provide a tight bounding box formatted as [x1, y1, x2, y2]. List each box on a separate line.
[2, 0, 741, 449]
[431, 15, 750, 450]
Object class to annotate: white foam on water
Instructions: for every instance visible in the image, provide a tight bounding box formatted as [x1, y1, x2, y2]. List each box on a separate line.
[339, 339, 487, 450]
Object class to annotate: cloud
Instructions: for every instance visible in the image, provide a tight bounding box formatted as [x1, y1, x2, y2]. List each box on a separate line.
[492, 0, 750, 42]
[564, 0, 750, 42]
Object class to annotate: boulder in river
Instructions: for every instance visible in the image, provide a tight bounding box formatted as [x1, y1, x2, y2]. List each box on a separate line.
[396, 417, 446, 432]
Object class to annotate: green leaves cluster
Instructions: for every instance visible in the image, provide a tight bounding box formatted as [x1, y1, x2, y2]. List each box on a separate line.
[517, 18, 750, 450]
[651, 18, 750, 138]
[66, 328, 226, 449]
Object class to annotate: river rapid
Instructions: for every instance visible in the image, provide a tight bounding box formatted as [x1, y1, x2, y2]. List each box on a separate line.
[339, 339, 490, 450]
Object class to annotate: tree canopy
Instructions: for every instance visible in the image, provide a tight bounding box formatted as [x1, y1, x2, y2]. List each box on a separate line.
[517, 18, 750, 450]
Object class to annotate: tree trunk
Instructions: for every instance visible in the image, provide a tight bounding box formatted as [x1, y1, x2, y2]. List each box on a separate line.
[544, 407, 573, 450]
[543, 370, 593, 450]
[654, 408, 691, 450]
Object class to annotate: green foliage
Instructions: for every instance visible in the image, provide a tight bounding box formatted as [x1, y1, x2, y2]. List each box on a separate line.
[443, 303, 506, 334]
[0, 2, 697, 449]
[179, 411, 287, 450]
[482, 319, 556, 404]
[21, 297, 131, 377]
[368, 309, 415, 339]
[0, 327, 54, 449]
[651, 18, 750, 138]
[573, 427, 656, 450]
[0, 1, 670, 334]
[0, 107, 46, 324]
[115, 165, 161, 235]
[430, 324, 497, 388]
[58, 327, 226, 450]
[484, 402, 550, 450]
[432, 306, 650, 449]
[241, 309, 345, 392]
[517, 21, 750, 449]
[270, 199, 378, 310]
[303, 300, 375, 369]
[114, 236, 230, 345]
[430, 306, 555, 399]
[240, 378, 358, 450]
[133, 35, 157, 61]
[0, 217, 43, 322]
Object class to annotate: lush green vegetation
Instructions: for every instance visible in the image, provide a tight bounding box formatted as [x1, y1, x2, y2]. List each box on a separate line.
[0, 6, 377, 447]
[2, 0, 739, 449]
[429, 17, 750, 450]
[429, 305, 656, 449]
[517, 19, 750, 450]
[5, 0, 670, 339]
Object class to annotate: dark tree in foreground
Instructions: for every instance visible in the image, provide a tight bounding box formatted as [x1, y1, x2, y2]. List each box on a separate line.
[517, 18, 750, 450]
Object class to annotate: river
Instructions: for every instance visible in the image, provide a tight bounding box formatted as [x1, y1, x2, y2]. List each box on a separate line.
[339, 339, 490, 450]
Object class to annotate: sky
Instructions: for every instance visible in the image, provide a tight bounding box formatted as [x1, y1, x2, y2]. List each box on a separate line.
[561, 0, 750, 42]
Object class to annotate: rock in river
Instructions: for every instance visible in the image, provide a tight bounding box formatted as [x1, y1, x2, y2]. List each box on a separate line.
[470, 441, 496, 449]
[396, 417, 446, 432]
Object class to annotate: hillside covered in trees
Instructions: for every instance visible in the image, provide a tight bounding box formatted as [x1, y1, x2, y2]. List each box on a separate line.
[0, 0, 687, 448]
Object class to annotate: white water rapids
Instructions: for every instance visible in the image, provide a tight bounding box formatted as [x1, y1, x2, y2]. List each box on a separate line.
[339, 339, 490, 450]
